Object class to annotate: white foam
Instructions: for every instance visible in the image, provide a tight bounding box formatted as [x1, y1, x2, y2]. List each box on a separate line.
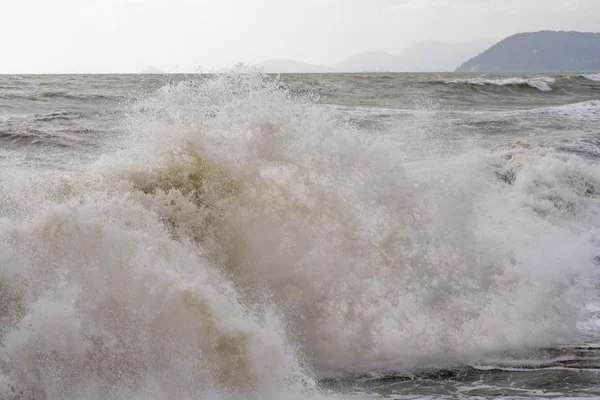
[582, 73, 600, 81]
[447, 77, 556, 92]
[536, 100, 600, 121]
[490, 100, 600, 137]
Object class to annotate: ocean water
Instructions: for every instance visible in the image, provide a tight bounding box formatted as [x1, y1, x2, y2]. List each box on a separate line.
[0, 69, 599, 400]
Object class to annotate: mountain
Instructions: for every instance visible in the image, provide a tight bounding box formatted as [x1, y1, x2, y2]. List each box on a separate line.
[335, 40, 496, 72]
[456, 31, 600, 73]
[398, 40, 496, 72]
[335, 51, 400, 72]
[255, 59, 334, 73]
[141, 66, 163, 74]
[230, 39, 494, 73]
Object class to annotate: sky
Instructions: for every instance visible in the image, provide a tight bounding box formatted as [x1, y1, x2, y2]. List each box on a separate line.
[2, 0, 599, 73]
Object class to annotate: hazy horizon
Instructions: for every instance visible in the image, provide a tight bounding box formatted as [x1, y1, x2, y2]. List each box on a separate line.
[3, 0, 600, 74]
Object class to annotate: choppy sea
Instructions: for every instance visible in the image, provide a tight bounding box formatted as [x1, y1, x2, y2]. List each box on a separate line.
[0, 70, 599, 399]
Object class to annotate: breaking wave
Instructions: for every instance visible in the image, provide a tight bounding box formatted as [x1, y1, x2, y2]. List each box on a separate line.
[582, 73, 600, 82]
[510, 100, 600, 124]
[446, 77, 556, 92]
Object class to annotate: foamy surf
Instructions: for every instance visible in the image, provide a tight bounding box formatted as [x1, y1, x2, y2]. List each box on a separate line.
[582, 73, 600, 82]
[490, 100, 600, 127]
[532, 100, 600, 122]
[446, 77, 556, 92]
[0, 70, 599, 399]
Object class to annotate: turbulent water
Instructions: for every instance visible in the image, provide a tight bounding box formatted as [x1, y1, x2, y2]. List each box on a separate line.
[0, 69, 599, 400]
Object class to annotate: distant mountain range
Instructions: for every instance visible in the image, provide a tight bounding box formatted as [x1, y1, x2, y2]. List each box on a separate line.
[456, 31, 600, 72]
[141, 66, 163, 74]
[254, 59, 336, 73]
[143, 31, 600, 74]
[334, 51, 400, 72]
[335, 40, 497, 72]
[248, 40, 496, 73]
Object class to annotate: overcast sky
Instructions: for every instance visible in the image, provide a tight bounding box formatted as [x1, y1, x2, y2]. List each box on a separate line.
[2, 0, 599, 73]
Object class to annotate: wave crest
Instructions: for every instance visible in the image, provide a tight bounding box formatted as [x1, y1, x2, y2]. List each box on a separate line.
[582, 73, 600, 82]
[446, 77, 556, 92]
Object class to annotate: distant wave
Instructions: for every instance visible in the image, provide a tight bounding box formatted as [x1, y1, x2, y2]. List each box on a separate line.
[33, 111, 83, 122]
[492, 100, 600, 131]
[582, 73, 600, 82]
[445, 77, 556, 92]
[536, 100, 600, 121]
[0, 129, 72, 149]
[0, 91, 125, 102]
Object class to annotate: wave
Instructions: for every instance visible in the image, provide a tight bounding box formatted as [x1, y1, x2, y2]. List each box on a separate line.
[526, 100, 600, 123]
[0, 111, 111, 153]
[0, 68, 598, 399]
[33, 111, 83, 122]
[541, 99, 600, 116]
[475, 100, 600, 137]
[492, 141, 600, 224]
[582, 73, 600, 82]
[445, 77, 556, 92]
[0, 129, 75, 149]
[0, 91, 125, 102]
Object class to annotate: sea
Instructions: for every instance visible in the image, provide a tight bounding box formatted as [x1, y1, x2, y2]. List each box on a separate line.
[0, 69, 599, 400]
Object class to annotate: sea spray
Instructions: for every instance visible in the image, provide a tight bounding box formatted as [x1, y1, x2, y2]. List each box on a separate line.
[0, 69, 598, 399]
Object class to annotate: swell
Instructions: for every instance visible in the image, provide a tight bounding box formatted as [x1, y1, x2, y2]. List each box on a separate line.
[443, 77, 557, 92]
[33, 111, 83, 122]
[0, 129, 76, 149]
[581, 73, 600, 82]
[0, 110, 121, 152]
[0, 91, 126, 102]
